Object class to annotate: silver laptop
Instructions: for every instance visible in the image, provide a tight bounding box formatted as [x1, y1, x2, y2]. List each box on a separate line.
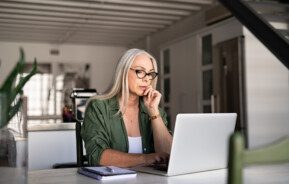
[132, 113, 237, 176]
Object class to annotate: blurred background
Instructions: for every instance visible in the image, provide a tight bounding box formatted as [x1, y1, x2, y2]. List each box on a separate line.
[0, 0, 288, 171]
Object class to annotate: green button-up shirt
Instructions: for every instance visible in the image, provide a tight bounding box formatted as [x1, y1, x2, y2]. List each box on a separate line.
[81, 96, 169, 165]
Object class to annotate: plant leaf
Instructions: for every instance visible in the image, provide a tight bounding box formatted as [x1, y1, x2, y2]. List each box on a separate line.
[9, 59, 37, 104]
[0, 48, 25, 93]
[7, 98, 23, 123]
[0, 93, 8, 129]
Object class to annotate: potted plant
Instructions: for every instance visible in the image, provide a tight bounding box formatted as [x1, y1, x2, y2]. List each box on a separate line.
[0, 48, 37, 184]
[0, 48, 37, 128]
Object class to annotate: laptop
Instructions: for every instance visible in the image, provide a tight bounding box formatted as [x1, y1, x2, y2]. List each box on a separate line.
[132, 113, 237, 176]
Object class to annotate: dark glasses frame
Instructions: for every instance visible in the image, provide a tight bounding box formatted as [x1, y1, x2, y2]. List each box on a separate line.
[130, 68, 158, 80]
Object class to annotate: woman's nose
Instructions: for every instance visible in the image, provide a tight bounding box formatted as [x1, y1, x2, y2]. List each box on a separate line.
[142, 76, 150, 83]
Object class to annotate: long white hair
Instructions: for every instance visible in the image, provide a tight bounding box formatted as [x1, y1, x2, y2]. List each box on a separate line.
[91, 48, 158, 114]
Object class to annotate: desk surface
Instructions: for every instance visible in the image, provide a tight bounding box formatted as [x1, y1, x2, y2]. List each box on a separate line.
[28, 163, 289, 184]
[28, 123, 75, 132]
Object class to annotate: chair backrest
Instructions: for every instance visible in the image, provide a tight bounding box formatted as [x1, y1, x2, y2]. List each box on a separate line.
[70, 88, 97, 167]
[228, 132, 289, 184]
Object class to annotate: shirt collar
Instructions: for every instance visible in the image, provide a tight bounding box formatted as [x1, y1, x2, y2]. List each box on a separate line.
[108, 96, 119, 111]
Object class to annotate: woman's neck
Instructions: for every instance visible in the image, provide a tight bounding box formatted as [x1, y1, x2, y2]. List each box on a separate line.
[127, 94, 139, 108]
[119, 94, 139, 110]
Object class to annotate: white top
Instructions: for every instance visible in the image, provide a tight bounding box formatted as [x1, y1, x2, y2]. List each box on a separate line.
[128, 136, 142, 154]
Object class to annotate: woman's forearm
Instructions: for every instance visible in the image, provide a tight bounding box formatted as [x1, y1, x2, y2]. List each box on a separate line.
[100, 149, 145, 167]
[151, 117, 173, 154]
[99, 149, 167, 168]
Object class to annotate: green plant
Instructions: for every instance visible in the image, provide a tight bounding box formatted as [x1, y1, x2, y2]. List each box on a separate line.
[0, 48, 37, 128]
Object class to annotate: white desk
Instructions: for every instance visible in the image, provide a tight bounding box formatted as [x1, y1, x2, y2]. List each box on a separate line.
[28, 163, 289, 184]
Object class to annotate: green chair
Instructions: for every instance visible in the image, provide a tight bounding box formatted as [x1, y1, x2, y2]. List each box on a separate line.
[228, 132, 289, 184]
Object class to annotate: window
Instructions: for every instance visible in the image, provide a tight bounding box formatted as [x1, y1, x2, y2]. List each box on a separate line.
[20, 63, 62, 124]
[202, 34, 212, 65]
[161, 48, 171, 127]
[201, 34, 213, 113]
[20, 62, 91, 124]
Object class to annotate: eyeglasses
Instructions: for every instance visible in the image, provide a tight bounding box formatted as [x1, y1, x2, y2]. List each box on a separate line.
[130, 68, 158, 80]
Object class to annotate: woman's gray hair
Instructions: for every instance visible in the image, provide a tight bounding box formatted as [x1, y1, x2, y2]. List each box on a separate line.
[91, 48, 158, 114]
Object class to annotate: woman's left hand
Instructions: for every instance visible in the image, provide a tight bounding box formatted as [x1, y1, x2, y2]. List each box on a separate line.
[143, 86, 161, 114]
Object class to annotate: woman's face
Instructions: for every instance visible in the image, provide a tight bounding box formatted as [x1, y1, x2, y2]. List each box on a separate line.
[128, 53, 155, 97]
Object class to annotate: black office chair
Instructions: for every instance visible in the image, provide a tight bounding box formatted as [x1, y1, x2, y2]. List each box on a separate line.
[70, 88, 97, 167]
[53, 88, 97, 169]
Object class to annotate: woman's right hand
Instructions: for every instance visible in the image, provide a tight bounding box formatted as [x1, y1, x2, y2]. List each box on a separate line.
[143, 152, 169, 165]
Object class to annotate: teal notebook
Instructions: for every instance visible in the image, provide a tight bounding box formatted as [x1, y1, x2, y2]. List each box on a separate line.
[78, 166, 137, 180]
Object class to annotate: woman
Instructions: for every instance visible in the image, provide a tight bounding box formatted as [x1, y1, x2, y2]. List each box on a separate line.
[81, 48, 172, 168]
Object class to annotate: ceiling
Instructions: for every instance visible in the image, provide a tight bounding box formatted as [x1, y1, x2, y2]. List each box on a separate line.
[0, 0, 214, 46]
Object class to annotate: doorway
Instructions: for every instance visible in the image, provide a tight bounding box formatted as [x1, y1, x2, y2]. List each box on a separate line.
[213, 37, 247, 139]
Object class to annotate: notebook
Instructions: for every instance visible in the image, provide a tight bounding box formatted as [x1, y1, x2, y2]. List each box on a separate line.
[78, 166, 137, 180]
[132, 113, 237, 176]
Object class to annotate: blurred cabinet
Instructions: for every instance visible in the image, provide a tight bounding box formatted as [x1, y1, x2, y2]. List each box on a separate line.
[28, 123, 76, 170]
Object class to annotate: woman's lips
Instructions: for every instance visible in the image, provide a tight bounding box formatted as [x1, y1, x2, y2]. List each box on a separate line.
[139, 86, 147, 91]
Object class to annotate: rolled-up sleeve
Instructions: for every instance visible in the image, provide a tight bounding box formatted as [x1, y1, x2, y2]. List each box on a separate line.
[81, 101, 110, 165]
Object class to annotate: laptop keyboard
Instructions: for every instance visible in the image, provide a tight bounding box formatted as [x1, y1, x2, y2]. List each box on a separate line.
[150, 163, 168, 172]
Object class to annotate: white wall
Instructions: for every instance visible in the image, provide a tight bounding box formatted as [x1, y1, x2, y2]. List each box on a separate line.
[132, 8, 207, 61]
[166, 37, 198, 128]
[243, 28, 289, 148]
[0, 42, 126, 93]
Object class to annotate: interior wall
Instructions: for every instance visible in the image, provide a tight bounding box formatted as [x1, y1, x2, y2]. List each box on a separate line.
[168, 36, 198, 128]
[243, 28, 289, 148]
[0, 41, 127, 93]
[131, 10, 207, 61]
